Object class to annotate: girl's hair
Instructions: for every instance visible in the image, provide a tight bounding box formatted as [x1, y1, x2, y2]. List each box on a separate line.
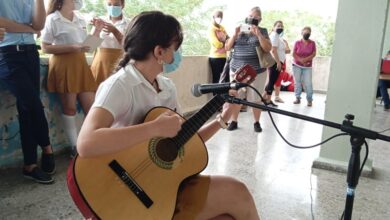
[115, 11, 183, 71]
[273, 20, 283, 27]
[47, 0, 64, 15]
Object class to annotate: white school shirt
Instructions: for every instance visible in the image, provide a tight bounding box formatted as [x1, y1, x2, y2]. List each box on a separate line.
[92, 63, 181, 127]
[41, 10, 87, 45]
[270, 31, 286, 63]
[98, 16, 130, 49]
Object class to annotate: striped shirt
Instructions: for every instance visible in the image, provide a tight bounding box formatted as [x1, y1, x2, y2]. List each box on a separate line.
[230, 27, 269, 74]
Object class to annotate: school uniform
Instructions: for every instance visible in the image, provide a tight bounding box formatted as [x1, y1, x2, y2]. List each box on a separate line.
[42, 10, 97, 93]
[91, 16, 129, 85]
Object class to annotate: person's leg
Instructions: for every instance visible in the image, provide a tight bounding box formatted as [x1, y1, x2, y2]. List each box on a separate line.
[249, 71, 267, 132]
[379, 79, 390, 110]
[0, 49, 53, 183]
[60, 93, 78, 154]
[195, 176, 259, 220]
[78, 92, 95, 115]
[227, 70, 242, 130]
[292, 65, 302, 103]
[264, 63, 280, 100]
[302, 67, 313, 106]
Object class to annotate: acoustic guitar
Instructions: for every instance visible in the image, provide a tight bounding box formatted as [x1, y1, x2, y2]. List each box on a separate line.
[67, 64, 257, 220]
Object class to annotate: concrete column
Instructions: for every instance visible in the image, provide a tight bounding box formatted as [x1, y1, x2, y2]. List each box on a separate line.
[313, 0, 390, 174]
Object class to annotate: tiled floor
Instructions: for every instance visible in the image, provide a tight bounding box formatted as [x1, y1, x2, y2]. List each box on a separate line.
[0, 92, 389, 220]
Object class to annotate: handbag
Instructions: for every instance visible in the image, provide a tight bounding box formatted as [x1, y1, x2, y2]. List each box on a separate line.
[256, 46, 275, 68]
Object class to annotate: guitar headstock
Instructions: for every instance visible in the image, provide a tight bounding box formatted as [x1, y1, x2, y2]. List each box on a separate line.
[233, 64, 257, 84]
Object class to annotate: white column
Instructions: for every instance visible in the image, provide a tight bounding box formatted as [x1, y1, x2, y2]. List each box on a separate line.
[313, 0, 390, 174]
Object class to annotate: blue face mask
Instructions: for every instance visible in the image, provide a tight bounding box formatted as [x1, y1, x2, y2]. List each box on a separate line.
[107, 5, 122, 17]
[73, 0, 83, 10]
[163, 49, 182, 74]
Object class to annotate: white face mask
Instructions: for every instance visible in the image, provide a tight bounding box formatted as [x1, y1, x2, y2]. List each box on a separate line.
[214, 17, 222, 25]
[73, 0, 83, 11]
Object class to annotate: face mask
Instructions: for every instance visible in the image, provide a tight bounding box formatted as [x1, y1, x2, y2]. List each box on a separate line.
[107, 5, 122, 17]
[245, 17, 259, 26]
[163, 49, 182, 74]
[303, 33, 311, 40]
[276, 28, 284, 35]
[214, 17, 222, 25]
[73, 0, 83, 10]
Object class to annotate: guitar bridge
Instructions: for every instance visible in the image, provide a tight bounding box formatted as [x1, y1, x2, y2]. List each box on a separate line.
[109, 160, 153, 208]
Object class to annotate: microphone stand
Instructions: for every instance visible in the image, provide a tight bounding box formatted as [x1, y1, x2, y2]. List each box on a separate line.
[220, 94, 390, 220]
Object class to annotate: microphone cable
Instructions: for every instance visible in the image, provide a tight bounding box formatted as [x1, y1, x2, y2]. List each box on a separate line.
[243, 84, 370, 220]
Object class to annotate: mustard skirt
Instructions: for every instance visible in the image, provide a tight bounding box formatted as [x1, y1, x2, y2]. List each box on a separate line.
[91, 48, 123, 85]
[47, 52, 97, 93]
[173, 175, 210, 220]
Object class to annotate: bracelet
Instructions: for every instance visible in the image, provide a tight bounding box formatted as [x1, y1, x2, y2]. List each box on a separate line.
[216, 113, 228, 129]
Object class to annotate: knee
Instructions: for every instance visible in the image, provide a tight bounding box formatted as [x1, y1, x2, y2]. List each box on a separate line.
[228, 179, 253, 203]
[62, 107, 77, 115]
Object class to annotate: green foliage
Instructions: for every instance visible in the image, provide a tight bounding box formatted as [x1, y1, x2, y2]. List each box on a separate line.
[80, 0, 217, 56]
[262, 10, 335, 56]
[80, 2, 334, 56]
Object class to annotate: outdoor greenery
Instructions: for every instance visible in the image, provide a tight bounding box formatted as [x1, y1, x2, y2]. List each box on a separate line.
[81, 0, 335, 56]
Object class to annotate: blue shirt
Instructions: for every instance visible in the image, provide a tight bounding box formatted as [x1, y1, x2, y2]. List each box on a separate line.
[0, 0, 35, 46]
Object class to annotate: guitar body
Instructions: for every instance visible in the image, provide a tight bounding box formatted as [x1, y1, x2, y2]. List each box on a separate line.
[67, 107, 209, 220]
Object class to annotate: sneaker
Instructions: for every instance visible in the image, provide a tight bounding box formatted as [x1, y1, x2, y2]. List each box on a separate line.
[265, 100, 278, 107]
[385, 104, 390, 111]
[307, 101, 313, 107]
[293, 98, 301, 104]
[41, 153, 56, 175]
[254, 122, 262, 132]
[227, 121, 238, 131]
[274, 96, 284, 103]
[23, 167, 54, 184]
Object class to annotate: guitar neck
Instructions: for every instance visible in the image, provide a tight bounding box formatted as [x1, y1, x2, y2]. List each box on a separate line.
[173, 95, 225, 146]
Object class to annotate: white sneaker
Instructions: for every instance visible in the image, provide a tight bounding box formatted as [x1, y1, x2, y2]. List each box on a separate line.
[274, 96, 284, 103]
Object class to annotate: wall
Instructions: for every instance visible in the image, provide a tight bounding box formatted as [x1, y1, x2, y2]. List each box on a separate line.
[0, 55, 330, 168]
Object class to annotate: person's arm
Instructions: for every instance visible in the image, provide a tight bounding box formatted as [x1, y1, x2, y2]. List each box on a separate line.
[103, 22, 123, 44]
[41, 42, 90, 54]
[302, 42, 316, 62]
[270, 33, 281, 70]
[292, 41, 303, 63]
[0, 17, 37, 33]
[77, 107, 183, 158]
[208, 27, 224, 49]
[225, 26, 240, 51]
[283, 39, 291, 54]
[197, 103, 233, 142]
[253, 26, 272, 52]
[31, 0, 46, 31]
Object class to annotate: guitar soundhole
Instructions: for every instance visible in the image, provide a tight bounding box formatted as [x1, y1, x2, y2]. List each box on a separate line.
[155, 138, 178, 162]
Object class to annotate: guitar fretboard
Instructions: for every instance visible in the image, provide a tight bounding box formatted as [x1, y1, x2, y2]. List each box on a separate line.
[172, 95, 225, 147]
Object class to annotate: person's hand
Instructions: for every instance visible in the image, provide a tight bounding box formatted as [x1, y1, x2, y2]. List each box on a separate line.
[91, 17, 104, 32]
[153, 111, 183, 138]
[0, 28, 5, 41]
[103, 22, 118, 34]
[72, 44, 91, 53]
[251, 25, 261, 38]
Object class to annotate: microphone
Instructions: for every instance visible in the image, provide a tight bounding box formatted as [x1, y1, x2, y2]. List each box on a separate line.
[191, 82, 247, 97]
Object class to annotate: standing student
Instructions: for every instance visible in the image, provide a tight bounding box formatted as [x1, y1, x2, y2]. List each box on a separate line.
[90, 0, 129, 85]
[208, 10, 228, 87]
[41, 0, 97, 157]
[292, 26, 316, 106]
[76, 11, 260, 220]
[0, 0, 55, 184]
